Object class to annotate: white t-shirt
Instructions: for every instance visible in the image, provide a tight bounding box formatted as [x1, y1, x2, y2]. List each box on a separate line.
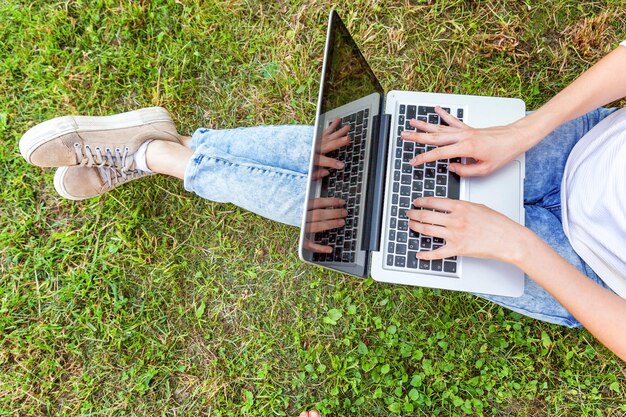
[561, 99, 626, 298]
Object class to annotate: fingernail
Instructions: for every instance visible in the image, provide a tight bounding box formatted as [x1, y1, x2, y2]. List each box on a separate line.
[448, 165, 455, 173]
[336, 161, 344, 169]
[339, 219, 345, 226]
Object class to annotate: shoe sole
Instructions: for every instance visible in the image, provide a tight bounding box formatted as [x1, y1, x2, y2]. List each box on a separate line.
[53, 167, 84, 200]
[19, 107, 174, 165]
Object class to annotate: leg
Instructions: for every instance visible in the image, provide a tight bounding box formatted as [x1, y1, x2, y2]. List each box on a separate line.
[182, 125, 314, 226]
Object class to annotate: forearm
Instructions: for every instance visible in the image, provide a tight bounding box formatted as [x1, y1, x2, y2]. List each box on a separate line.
[515, 44, 626, 147]
[512, 230, 626, 361]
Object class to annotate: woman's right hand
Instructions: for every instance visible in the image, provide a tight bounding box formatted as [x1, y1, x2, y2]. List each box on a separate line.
[400, 106, 534, 177]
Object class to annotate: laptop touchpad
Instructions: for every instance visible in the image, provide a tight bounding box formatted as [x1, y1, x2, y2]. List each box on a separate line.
[468, 161, 522, 223]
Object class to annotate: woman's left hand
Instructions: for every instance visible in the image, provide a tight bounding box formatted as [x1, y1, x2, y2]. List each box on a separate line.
[407, 197, 528, 264]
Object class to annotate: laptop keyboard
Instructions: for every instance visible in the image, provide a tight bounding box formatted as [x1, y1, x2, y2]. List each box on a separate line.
[312, 108, 369, 263]
[386, 104, 463, 275]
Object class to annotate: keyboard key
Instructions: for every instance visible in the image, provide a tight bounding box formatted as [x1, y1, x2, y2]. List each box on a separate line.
[428, 114, 440, 124]
[407, 105, 417, 119]
[387, 254, 394, 266]
[431, 259, 443, 272]
[409, 239, 420, 250]
[444, 261, 457, 273]
[395, 256, 406, 268]
[407, 254, 418, 269]
[418, 106, 432, 115]
[421, 237, 432, 249]
[398, 220, 408, 231]
[419, 259, 430, 270]
[397, 232, 408, 243]
[400, 104, 406, 114]
[396, 244, 407, 255]
[388, 242, 395, 253]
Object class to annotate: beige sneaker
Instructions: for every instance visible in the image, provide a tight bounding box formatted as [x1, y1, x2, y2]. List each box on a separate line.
[19, 107, 180, 169]
[54, 165, 151, 200]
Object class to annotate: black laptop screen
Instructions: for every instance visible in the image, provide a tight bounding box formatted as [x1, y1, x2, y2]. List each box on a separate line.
[320, 13, 383, 114]
[300, 11, 384, 277]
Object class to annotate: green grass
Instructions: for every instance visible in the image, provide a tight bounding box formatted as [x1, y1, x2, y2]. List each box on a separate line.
[1, 0, 626, 415]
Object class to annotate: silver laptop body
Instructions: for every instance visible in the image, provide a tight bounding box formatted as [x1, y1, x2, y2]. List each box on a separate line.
[299, 11, 525, 297]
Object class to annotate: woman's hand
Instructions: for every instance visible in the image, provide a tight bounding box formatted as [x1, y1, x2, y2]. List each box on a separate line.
[407, 197, 529, 264]
[400, 106, 532, 177]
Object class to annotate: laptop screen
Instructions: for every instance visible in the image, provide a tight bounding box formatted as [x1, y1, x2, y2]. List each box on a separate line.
[300, 11, 384, 277]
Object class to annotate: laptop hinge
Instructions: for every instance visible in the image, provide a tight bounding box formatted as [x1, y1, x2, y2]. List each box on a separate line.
[362, 113, 390, 252]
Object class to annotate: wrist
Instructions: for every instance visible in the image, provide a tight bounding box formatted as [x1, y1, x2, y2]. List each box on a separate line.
[510, 112, 554, 148]
[504, 226, 543, 269]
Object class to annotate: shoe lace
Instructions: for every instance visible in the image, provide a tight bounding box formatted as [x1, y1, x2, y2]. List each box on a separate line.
[97, 166, 149, 188]
[74, 143, 134, 173]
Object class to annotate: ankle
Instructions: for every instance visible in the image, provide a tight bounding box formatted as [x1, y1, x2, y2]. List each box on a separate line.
[145, 140, 193, 180]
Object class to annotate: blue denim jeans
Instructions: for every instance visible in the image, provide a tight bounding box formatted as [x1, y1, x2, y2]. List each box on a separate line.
[184, 109, 618, 327]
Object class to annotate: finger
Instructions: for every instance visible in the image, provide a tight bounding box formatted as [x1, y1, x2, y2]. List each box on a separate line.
[408, 219, 450, 240]
[406, 118, 451, 134]
[435, 105, 467, 129]
[448, 161, 490, 177]
[321, 134, 350, 153]
[412, 196, 459, 213]
[410, 143, 464, 166]
[309, 207, 347, 222]
[317, 154, 345, 169]
[415, 246, 456, 260]
[406, 208, 450, 226]
[303, 239, 334, 254]
[325, 124, 350, 142]
[307, 218, 345, 233]
[311, 168, 330, 180]
[401, 130, 461, 147]
[323, 117, 341, 136]
[310, 197, 346, 209]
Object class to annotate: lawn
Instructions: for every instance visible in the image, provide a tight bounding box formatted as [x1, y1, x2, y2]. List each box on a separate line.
[1, 0, 626, 416]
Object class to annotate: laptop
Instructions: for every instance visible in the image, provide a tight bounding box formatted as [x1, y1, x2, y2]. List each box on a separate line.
[298, 10, 525, 297]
